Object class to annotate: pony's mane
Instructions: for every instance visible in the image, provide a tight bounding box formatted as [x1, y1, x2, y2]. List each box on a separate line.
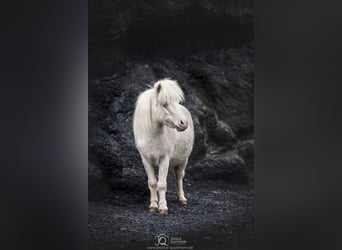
[133, 88, 154, 135]
[133, 79, 184, 137]
[154, 78, 184, 105]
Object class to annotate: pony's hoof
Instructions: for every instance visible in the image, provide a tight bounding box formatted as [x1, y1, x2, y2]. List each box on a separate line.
[148, 207, 158, 212]
[159, 209, 168, 215]
[179, 200, 187, 205]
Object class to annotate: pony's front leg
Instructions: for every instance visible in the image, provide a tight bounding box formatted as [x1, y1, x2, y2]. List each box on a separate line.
[157, 156, 170, 215]
[141, 157, 158, 212]
[176, 166, 187, 205]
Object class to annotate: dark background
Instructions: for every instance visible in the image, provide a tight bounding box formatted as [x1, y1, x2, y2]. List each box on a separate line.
[1, 0, 342, 250]
[88, 1, 253, 249]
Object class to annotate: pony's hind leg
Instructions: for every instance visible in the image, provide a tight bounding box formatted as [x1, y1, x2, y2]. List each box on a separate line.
[176, 166, 187, 205]
[141, 156, 158, 212]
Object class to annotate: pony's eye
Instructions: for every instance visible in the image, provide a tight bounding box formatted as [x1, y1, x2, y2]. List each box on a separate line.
[163, 103, 168, 108]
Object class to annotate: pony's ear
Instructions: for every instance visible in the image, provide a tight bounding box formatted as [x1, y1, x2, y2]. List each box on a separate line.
[156, 83, 162, 94]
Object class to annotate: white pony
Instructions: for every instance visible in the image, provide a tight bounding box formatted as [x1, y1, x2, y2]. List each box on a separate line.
[133, 79, 194, 215]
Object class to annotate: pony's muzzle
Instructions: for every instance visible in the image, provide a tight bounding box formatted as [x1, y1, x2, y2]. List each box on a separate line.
[177, 119, 188, 131]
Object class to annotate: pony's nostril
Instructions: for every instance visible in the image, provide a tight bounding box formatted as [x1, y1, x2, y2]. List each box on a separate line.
[179, 120, 188, 129]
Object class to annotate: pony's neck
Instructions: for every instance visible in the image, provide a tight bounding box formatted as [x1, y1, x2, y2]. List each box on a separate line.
[149, 114, 166, 137]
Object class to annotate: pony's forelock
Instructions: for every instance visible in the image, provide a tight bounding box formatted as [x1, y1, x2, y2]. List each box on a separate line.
[154, 78, 184, 105]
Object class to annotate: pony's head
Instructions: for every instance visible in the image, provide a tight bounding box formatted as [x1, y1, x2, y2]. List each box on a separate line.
[153, 79, 188, 131]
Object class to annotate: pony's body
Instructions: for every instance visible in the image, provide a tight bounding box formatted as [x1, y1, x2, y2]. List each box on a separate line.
[133, 79, 194, 214]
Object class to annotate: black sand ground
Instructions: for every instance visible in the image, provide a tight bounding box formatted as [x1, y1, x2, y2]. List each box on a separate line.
[88, 179, 254, 250]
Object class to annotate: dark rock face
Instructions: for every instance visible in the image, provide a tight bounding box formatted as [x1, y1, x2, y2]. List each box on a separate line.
[89, 0, 254, 198]
[89, 0, 253, 43]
